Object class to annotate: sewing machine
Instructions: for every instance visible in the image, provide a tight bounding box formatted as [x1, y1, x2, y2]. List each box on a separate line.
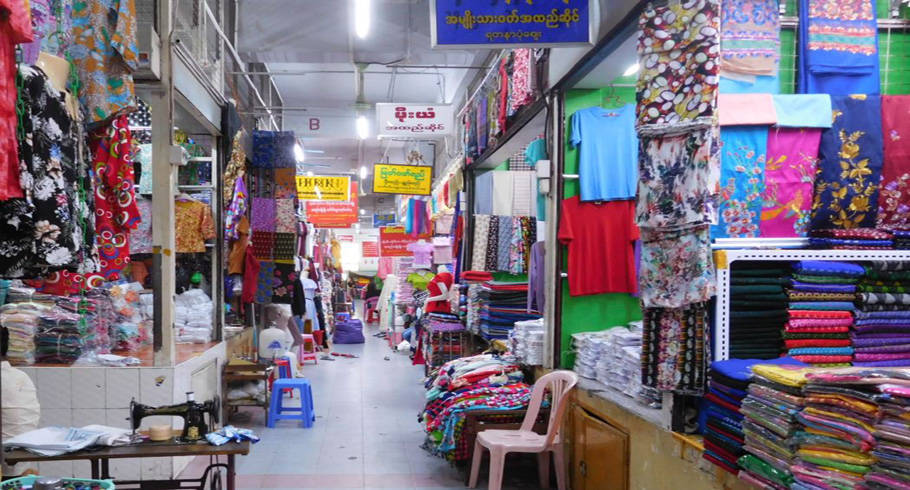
[130, 392, 220, 443]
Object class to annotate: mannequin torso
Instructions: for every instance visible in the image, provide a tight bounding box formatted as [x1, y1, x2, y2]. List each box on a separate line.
[35, 52, 79, 119]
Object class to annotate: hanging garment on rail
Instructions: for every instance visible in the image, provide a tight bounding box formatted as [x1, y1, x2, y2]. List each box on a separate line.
[877, 95, 910, 231]
[712, 125, 770, 238]
[570, 104, 639, 202]
[719, 0, 780, 76]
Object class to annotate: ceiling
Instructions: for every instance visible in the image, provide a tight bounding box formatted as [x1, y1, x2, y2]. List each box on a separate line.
[236, 0, 489, 217]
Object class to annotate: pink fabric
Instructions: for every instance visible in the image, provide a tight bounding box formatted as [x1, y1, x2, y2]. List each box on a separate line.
[877, 95, 910, 230]
[760, 128, 822, 237]
[718, 94, 777, 126]
[377, 257, 394, 279]
[788, 318, 855, 329]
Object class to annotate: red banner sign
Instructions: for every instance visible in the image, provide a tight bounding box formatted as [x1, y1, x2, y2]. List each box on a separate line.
[362, 241, 379, 258]
[308, 182, 359, 228]
[379, 226, 430, 257]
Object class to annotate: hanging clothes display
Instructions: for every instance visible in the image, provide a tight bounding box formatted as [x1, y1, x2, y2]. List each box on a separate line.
[250, 130, 295, 168]
[810, 95, 883, 230]
[225, 178, 247, 240]
[712, 125, 769, 238]
[760, 94, 833, 237]
[640, 301, 709, 394]
[70, 0, 139, 124]
[798, 0, 880, 95]
[636, 0, 720, 136]
[223, 134, 246, 207]
[174, 198, 215, 253]
[639, 226, 716, 308]
[570, 104, 638, 202]
[21, 0, 72, 64]
[0, 0, 34, 200]
[877, 95, 910, 231]
[91, 115, 140, 280]
[719, 0, 780, 76]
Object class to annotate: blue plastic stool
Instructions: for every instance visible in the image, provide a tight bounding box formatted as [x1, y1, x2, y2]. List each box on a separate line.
[267, 378, 315, 428]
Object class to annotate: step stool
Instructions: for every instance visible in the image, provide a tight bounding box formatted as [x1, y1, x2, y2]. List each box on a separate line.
[267, 378, 315, 428]
[298, 334, 318, 366]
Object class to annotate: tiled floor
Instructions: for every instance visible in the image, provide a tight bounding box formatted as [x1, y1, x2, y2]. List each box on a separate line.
[179, 318, 539, 489]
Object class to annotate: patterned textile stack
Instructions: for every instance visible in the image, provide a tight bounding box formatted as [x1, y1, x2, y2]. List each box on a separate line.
[784, 261, 862, 366]
[476, 282, 540, 341]
[894, 230, 910, 250]
[35, 308, 84, 364]
[868, 377, 910, 488]
[737, 364, 812, 489]
[394, 257, 416, 305]
[809, 229, 894, 250]
[0, 301, 44, 364]
[854, 262, 910, 366]
[791, 369, 881, 488]
[509, 318, 545, 366]
[421, 354, 529, 461]
[729, 262, 790, 359]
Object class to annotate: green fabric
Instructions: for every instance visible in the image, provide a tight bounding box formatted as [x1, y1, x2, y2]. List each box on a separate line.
[787, 303, 856, 311]
[864, 269, 910, 281]
[737, 454, 794, 487]
[792, 274, 860, 284]
[731, 285, 786, 295]
[798, 455, 871, 474]
[733, 268, 790, 277]
[858, 284, 910, 293]
[406, 271, 435, 291]
[733, 300, 791, 308]
[732, 310, 788, 319]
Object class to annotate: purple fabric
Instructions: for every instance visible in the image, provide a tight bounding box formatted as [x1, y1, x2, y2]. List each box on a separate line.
[856, 318, 910, 326]
[333, 319, 365, 344]
[854, 352, 910, 362]
[859, 358, 910, 367]
[853, 325, 910, 334]
[527, 241, 545, 313]
[855, 344, 910, 353]
[855, 310, 910, 320]
[792, 281, 857, 293]
[251, 197, 277, 232]
[852, 335, 910, 347]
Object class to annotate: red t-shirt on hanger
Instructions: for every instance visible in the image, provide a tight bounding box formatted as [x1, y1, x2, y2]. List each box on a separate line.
[558, 197, 639, 296]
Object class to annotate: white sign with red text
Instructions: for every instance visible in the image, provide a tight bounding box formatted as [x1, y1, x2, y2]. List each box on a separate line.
[376, 103, 453, 138]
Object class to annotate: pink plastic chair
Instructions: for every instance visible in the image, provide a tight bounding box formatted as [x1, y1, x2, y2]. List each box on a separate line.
[364, 296, 379, 324]
[468, 370, 579, 490]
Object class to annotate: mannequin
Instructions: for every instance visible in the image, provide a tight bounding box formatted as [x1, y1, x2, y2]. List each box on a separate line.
[406, 267, 435, 292]
[424, 265, 454, 314]
[407, 238, 434, 269]
[35, 52, 79, 119]
[260, 304, 301, 375]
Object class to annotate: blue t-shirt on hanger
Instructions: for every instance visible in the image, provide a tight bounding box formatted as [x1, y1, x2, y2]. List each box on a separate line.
[570, 104, 638, 202]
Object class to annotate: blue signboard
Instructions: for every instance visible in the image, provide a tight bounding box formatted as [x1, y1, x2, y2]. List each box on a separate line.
[373, 213, 397, 227]
[431, 0, 592, 48]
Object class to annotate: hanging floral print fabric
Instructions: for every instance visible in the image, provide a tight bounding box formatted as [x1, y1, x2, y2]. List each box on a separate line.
[719, 0, 780, 76]
[91, 115, 140, 280]
[251, 131, 296, 168]
[637, 128, 720, 229]
[876, 95, 910, 231]
[760, 128, 823, 237]
[810, 95, 883, 230]
[22, 0, 73, 65]
[798, 0, 879, 95]
[639, 225, 716, 308]
[640, 302, 708, 394]
[70, 0, 139, 124]
[223, 135, 246, 207]
[712, 126, 769, 238]
[225, 178, 247, 240]
[636, 0, 720, 136]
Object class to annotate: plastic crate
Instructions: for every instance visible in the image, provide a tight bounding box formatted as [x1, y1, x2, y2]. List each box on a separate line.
[0, 476, 114, 490]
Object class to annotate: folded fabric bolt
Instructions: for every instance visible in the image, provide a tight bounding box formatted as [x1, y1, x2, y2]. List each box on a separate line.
[788, 310, 854, 320]
[785, 324, 851, 334]
[854, 359, 910, 367]
[855, 318, 910, 326]
[731, 277, 792, 285]
[792, 273, 860, 284]
[792, 355, 854, 364]
[788, 291, 858, 301]
[788, 318, 855, 329]
[771, 95, 833, 129]
[789, 301, 857, 311]
[861, 292, 910, 305]
[791, 281, 858, 293]
[854, 352, 910, 361]
[867, 261, 910, 273]
[809, 238, 894, 248]
[732, 284, 786, 295]
[851, 335, 910, 346]
[718, 94, 778, 126]
[783, 332, 850, 340]
[855, 310, 910, 320]
[785, 339, 852, 349]
[788, 347, 854, 356]
[793, 261, 866, 277]
[854, 344, 910, 353]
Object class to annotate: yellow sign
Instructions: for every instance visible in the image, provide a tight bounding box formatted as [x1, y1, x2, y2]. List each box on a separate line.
[372, 164, 433, 196]
[296, 175, 351, 201]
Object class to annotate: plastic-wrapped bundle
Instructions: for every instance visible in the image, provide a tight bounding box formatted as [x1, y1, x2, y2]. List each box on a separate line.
[509, 318, 545, 365]
[35, 309, 85, 364]
[571, 331, 611, 379]
[0, 302, 45, 365]
[594, 325, 644, 398]
[175, 288, 213, 343]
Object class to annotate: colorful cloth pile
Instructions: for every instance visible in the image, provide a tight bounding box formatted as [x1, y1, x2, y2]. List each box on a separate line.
[475, 282, 540, 340]
[421, 354, 529, 461]
[785, 261, 861, 366]
[894, 230, 910, 250]
[702, 359, 760, 474]
[869, 376, 910, 488]
[729, 263, 789, 359]
[738, 363, 812, 489]
[0, 301, 45, 365]
[35, 309, 85, 364]
[792, 368, 883, 488]
[854, 262, 910, 367]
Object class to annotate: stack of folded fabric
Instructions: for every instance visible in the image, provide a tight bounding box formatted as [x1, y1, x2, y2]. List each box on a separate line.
[854, 262, 910, 366]
[0, 302, 44, 364]
[701, 359, 760, 474]
[737, 363, 813, 489]
[809, 229, 894, 250]
[785, 261, 862, 366]
[395, 257, 416, 304]
[571, 330, 610, 379]
[792, 368, 881, 488]
[893, 230, 910, 249]
[35, 309, 85, 364]
[729, 262, 790, 359]
[476, 281, 541, 340]
[868, 377, 910, 488]
[509, 318, 545, 366]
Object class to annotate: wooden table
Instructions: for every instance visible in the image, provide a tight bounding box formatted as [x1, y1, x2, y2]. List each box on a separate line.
[4, 440, 250, 490]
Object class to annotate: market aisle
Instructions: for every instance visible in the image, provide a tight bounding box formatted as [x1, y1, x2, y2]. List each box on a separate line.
[181, 321, 473, 489]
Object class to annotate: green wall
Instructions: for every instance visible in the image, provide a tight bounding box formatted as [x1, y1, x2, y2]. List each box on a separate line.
[559, 87, 642, 368]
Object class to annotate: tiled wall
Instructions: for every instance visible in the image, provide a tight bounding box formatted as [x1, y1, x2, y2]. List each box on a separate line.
[18, 342, 227, 480]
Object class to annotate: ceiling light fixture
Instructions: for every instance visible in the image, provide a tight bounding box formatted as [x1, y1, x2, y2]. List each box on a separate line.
[360, 165, 368, 179]
[359, 209, 366, 215]
[623, 63, 640, 77]
[356, 116, 369, 139]
[306, 170, 314, 177]
[354, 0, 371, 39]
[294, 143, 305, 162]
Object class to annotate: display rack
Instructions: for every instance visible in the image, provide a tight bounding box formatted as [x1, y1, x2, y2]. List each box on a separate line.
[713, 248, 910, 361]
